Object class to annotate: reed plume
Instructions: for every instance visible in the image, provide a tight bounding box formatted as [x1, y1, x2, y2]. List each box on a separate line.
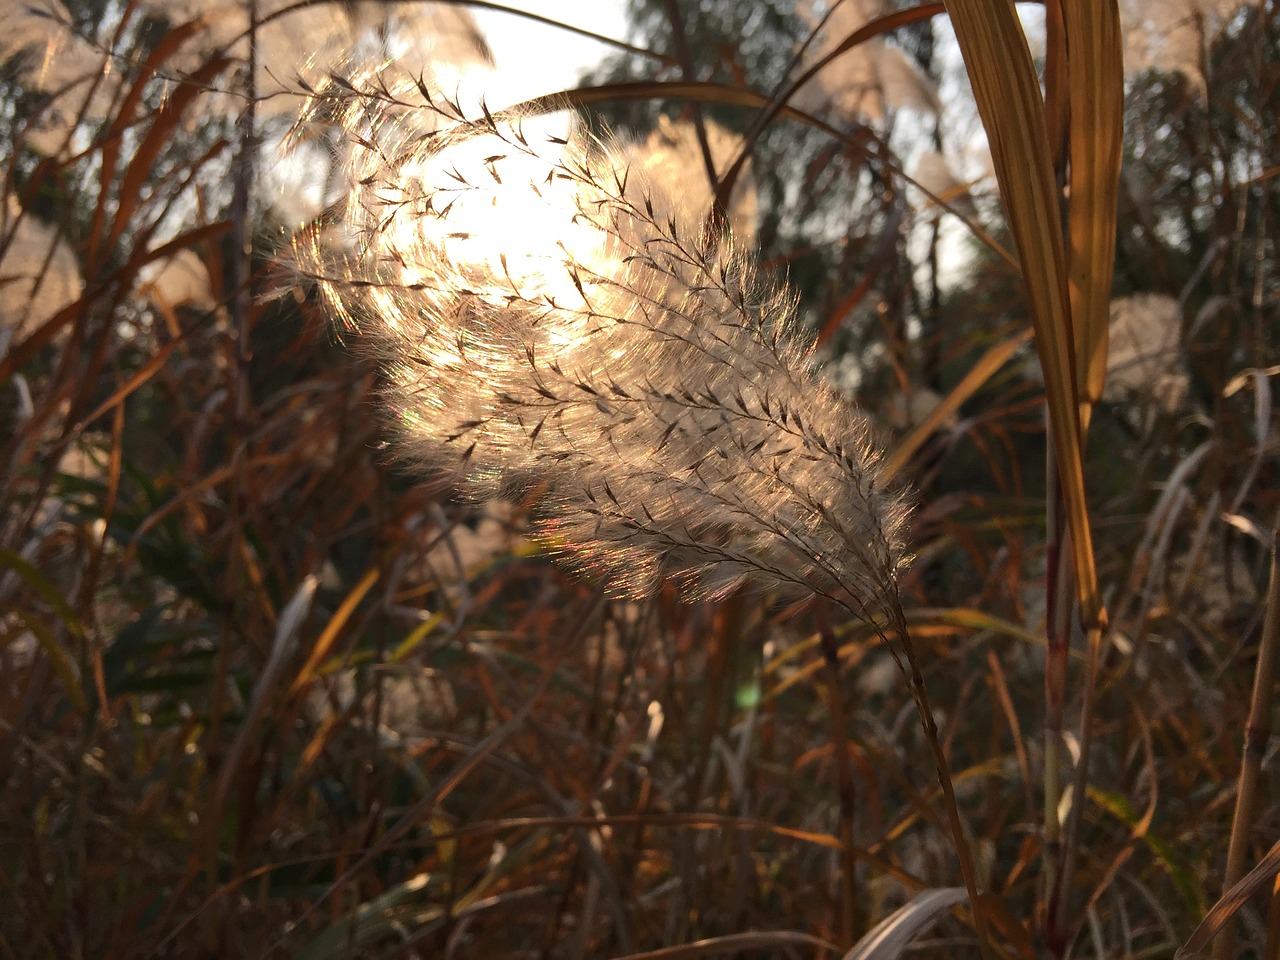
[296, 78, 995, 956]
[293, 75, 910, 624]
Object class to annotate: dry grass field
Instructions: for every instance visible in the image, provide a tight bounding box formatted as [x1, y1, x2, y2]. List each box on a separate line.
[1, 1, 1276, 957]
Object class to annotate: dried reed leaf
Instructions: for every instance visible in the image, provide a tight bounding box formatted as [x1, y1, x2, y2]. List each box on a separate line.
[882, 328, 1032, 479]
[841, 887, 968, 960]
[287, 565, 379, 697]
[73, 337, 186, 431]
[942, 0, 1100, 623]
[1042, 0, 1068, 163]
[86, 18, 209, 266]
[1178, 839, 1280, 958]
[1064, 0, 1124, 421]
[912, 607, 1057, 650]
[1224, 365, 1280, 397]
[107, 55, 232, 257]
[1228, 368, 1272, 514]
[1090, 786, 1204, 913]
[214, 575, 318, 808]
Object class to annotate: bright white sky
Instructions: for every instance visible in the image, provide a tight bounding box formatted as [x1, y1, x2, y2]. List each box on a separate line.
[470, 1, 631, 108]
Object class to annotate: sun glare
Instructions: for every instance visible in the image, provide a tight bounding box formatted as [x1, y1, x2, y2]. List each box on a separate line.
[350, 109, 618, 383]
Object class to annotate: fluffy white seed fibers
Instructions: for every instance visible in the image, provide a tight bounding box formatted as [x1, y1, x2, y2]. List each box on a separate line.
[296, 77, 909, 618]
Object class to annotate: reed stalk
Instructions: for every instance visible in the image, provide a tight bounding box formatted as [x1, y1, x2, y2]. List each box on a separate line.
[1214, 522, 1280, 960]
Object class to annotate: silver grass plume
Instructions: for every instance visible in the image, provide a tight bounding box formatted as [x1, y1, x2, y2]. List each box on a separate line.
[292, 75, 911, 623]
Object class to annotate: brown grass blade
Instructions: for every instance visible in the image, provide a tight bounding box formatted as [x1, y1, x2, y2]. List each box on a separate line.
[0, 297, 86, 383]
[882, 328, 1032, 480]
[86, 18, 207, 268]
[72, 336, 186, 431]
[285, 565, 379, 698]
[842, 888, 968, 960]
[941, 0, 1100, 626]
[1179, 840, 1280, 959]
[1042, 0, 1068, 167]
[213, 575, 319, 812]
[107, 56, 233, 257]
[1064, 0, 1124, 423]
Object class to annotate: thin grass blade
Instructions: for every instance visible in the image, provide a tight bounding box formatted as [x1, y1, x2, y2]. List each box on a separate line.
[1179, 840, 1280, 959]
[882, 329, 1031, 479]
[841, 887, 968, 960]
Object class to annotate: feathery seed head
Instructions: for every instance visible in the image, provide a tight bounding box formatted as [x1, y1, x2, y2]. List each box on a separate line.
[295, 75, 910, 621]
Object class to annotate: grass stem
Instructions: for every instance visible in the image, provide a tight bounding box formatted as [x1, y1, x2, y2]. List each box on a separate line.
[1214, 521, 1280, 960]
[818, 612, 859, 947]
[885, 601, 995, 960]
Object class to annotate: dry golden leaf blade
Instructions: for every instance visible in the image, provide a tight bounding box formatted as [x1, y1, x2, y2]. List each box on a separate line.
[286, 565, 380, 698]
[1042, 0, 1069, 165]
[1065, 0, 1124, 422]
[1178, 840, 1280, 958]
[942, 0, 1100, 624]
[882, 328, 1032, 480]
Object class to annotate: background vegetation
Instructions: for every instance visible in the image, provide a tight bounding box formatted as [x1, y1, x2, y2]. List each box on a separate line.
[1, 0, 1277, 957]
